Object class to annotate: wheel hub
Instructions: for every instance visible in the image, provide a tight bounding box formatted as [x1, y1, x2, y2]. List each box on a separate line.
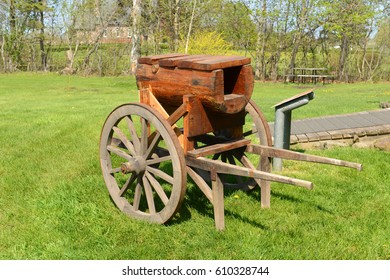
[121, 156, 146, 174]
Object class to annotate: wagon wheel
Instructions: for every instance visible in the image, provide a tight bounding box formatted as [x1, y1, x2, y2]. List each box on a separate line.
[100, 103, 186, 224]
[198, 99, 272, 191]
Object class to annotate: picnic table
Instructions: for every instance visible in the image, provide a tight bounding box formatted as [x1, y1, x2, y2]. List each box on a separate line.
[285, 67, 334, 84]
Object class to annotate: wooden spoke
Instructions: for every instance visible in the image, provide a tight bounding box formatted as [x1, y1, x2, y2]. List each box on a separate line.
[118, 173, 137, 197]
[242, 120, 257, 137]
[140, 118, 149, 154]
[227, 153, 236, 165]
[111, 137, 122, 147]
[132, 178, 142, 211]
[145, 171, 169, 205]
[109, 167, 122, 174]
[125, 116, 141, 155]
[144, 131, 161, 159]
[113, 126, 136, 156]
[107, 145, 132, 161]
[146, 166, 174, 184]
[142, 176, 156, 214]
[145, 155, 172, 166]
[240, 154, 257, 169]
[154, 147, 170, 157]
[226, 153, 244, 184]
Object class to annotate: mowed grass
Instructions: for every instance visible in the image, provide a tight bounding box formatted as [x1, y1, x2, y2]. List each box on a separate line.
[0, 73, 389, 260]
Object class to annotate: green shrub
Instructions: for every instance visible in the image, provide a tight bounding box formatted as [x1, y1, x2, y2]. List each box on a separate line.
[178, 31, 234, 55]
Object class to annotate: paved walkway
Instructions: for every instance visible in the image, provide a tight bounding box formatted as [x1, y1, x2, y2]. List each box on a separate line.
[270, 108, 390, 144]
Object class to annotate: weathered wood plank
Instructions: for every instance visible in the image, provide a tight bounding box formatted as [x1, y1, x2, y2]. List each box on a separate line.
[138, 53, 187, 65]
[179, 56, 251, 71]
[176, 55, 227, 70]
[185, 156, 314, 189]
[183, 94, 214, 139]
[187, 138, 251, 158]
[246, 144, 362, 171]
[158, 55, 212, 67]
[212, 172, 225, 231]
[166, 103, 186, 126]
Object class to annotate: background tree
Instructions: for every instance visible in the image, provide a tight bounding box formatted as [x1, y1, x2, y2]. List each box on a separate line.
[268, 0, 293, 81]
[252, 0, 270, 80]
[0, 0, 389, 81]
[215, 1, 256, 54]
[367, 17, 390, 81]
[323, 0, 373, 81]
[131, 0, 141, 75]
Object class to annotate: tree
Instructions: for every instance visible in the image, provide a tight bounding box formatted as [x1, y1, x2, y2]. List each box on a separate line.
[215, 1, 256, 53]
[0, 0, 389, 81]
[268, 0, 293, 81]
[324, 0, 373, 81]
[365, 17, 390, 80]
[253, 0, 270, 80]
[33, 0, 50, 71]
[0, 0, 8, 71]
[131, 0, 141, 75]
[357, 0, 389, 80]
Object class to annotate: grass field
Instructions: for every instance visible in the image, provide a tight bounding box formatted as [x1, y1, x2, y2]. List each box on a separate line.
[0, 73, 389, 260]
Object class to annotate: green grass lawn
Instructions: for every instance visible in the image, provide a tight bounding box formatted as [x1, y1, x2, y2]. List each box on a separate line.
[0, 73, 389, 259]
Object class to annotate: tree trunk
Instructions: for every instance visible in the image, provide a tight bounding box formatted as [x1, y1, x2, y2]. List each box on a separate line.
[38, 1, 47, 71]
[360, 22, 373, 81]
[255, 0, 267, 80]
[360, 37, 368, 80]
[173, 0, 181, 52]
[185, 0, 196, 54]
[259, 32, 267, 80]
[289, 0, 307, 74]
[1, 33, 6, 72]
[82, 32, 103, 70]
[270, 52, 280, 81]
[9, 0, 16, 32]
[338, 33, 349, 81]
[131, 0, 142, 75]
[9, 0, 17, 71]
[289, 37, 299, 72]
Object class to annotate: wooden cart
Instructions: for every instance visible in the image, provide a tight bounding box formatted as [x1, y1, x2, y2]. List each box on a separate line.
[99, 54, 362, 230]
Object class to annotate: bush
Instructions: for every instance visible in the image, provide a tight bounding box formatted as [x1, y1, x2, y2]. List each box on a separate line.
[178, 31, 234, 55]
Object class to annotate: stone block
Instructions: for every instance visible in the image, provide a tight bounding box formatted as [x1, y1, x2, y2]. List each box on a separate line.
[374, 136, 390, 151]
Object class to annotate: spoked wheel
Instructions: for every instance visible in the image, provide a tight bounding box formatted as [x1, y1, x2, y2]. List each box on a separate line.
[225, 99, 272, 190]
[196, 100, 272, 191]
[100, 103, 186, 224]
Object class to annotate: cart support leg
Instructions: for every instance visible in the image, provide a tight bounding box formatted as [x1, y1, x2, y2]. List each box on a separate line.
[260, 157, 271, 208]
[211, 168, 224, 231]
